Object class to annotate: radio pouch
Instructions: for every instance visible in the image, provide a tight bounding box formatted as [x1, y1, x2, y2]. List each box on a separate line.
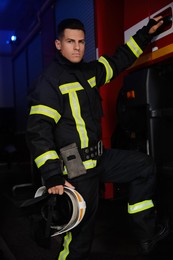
[60, 143, 86, 179]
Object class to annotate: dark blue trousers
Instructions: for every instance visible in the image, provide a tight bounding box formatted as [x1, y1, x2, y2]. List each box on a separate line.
[58, 149, 156, 260]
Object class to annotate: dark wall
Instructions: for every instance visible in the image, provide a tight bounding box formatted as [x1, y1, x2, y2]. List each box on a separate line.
[55, 0, 96, 62]
[13, 4, 55, 133]
[13, 34, 43, 132]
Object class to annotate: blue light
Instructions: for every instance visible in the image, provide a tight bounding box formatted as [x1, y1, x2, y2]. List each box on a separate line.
[11, 35, 17, 42]
[0, 0, 9, 11]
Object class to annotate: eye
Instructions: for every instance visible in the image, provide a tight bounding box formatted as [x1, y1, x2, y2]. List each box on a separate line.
[80, 40, 85, 45]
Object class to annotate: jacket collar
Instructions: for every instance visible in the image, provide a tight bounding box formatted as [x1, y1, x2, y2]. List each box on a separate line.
[55, 51, 84, 70]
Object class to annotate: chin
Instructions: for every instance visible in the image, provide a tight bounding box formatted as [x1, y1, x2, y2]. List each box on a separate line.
[71, 58, 82, 63]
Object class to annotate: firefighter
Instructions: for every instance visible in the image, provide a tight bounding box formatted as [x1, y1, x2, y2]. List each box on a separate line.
[26, 17, 168, 259]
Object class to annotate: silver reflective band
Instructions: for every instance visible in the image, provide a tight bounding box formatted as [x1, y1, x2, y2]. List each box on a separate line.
[97, 140, 103, 156]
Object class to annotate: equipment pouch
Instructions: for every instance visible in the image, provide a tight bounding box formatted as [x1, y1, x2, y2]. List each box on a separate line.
[60, 143, 86, 179]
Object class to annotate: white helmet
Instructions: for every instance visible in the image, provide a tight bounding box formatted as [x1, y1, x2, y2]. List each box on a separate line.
[34, 186, 86, 237]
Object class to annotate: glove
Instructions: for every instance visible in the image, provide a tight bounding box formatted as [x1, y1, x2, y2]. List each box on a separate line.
[44, 174, 65, 189]
[147, 16, 172, 36]
[146, 18, 159, 32]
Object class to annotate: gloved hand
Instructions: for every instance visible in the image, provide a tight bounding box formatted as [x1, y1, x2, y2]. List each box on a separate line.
[44, 174, 65, 190]
[132, 16, 164, 50]
[147, 16, 163, 34]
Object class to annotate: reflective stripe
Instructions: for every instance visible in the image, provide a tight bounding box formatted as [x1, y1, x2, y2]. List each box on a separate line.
[35, 150, 59, 168]
[69, 91, 88, 148]
[83, 159, 97, 169]
[58, 232, 72, 260]
[98, 56, 113, 83]
[87, 76, 96, 88]
[126, 36, 143, 58]
[59, 82, 83, 94]
[128, 200, 154, 214]
[60, 81, 89, 149]
[63, 159, 97, 175]
[30, 105, 61, 123]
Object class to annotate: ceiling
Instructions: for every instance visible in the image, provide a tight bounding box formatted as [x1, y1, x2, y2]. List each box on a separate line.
[0, 0, 46, 55]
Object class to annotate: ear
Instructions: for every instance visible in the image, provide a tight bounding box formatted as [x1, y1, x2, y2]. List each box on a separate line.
[55, 39, 61, 50]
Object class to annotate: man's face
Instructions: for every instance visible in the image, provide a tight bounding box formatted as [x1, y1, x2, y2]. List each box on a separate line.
[55, 28, 85, 63]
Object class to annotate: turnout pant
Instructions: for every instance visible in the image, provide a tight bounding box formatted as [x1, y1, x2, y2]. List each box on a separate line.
[57, 148, 156, 260]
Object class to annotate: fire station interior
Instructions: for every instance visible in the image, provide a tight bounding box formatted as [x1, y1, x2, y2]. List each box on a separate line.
[1, 0, 173, 259]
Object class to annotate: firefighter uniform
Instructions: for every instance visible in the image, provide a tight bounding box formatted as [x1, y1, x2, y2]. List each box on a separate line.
[27, 23, 157, 259]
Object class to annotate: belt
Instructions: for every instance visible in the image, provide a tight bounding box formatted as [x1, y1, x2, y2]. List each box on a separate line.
[80, 140, 104, 161]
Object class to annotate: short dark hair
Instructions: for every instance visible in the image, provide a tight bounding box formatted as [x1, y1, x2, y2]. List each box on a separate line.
[57, 18, 85, 39]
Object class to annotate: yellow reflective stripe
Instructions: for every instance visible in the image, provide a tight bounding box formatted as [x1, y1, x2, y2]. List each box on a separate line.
[63, 167, 68, 175]
[69, 92, 88, 148]
[87, 76, 96, 88]
[128, 200, 154, 214]
[58, 232, 72, 260]
[59, 82, 83, 94]
[35, 150, 59, 168]
[83, 159, 97, 169]
[126, 36, 143, 58]
[98, 56, 113, 84]
[30, 105, 61, 123]
[63, 159, 97, 175]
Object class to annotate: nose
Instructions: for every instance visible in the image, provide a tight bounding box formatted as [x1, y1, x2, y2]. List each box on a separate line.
[74, 42, 80, 50]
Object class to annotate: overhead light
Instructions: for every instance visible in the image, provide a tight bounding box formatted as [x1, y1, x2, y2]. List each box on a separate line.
[5, 34, 18, 45]
[11, 35, 17, 42]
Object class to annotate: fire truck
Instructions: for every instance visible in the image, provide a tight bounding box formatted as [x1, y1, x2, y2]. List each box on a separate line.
[124, 0, 173, 67]
[118, 0, 173, 173]
[95, 0, 173, 200]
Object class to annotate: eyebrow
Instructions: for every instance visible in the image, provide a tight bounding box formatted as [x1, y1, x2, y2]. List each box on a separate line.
[65, 38, 85, 42]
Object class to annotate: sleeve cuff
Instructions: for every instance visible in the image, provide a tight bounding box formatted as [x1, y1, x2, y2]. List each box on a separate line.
[44, 174, 65, 189]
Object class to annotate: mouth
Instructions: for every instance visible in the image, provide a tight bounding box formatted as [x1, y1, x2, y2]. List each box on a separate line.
[73, 53, 80, 56]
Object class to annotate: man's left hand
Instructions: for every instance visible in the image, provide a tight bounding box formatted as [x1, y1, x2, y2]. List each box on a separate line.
[149, 16, 163, 34]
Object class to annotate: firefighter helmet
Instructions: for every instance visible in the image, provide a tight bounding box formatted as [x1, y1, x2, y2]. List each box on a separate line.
[34, 186, 86, 237]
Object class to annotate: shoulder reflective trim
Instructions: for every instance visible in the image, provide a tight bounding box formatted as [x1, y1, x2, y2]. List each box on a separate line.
[63, 159, 97, 175]
[87, 76, 96, 88]
[98, 56, 113, 84]
[59, 82, 83, 94]
[35, 150, 59, 168]
[69, 91, 89, 148]
[126, 36, 143, 58]
[128, 200, 154, 214]
[30, 105, 61, 124]
[58, 231, 72, 260]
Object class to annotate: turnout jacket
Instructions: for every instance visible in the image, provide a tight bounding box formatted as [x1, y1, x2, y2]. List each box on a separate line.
[27, 24, 153, 188]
